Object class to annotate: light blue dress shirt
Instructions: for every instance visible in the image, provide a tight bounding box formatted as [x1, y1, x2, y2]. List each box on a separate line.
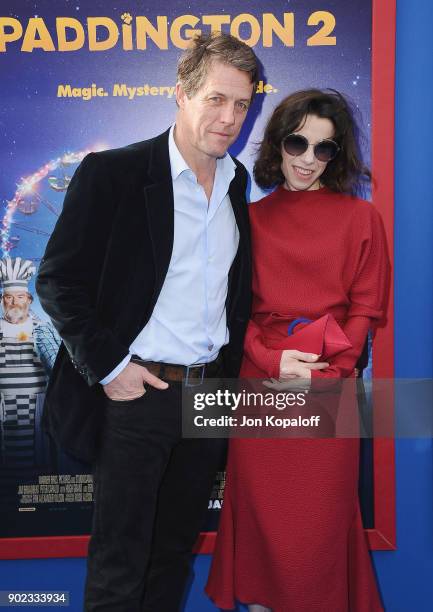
[101, 125, 240, 384]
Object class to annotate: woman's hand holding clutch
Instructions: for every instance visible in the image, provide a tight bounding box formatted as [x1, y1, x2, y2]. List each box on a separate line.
[279, 350, 329, 380]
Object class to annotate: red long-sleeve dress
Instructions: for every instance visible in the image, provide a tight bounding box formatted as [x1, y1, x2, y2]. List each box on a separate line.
[205, 187, 389, 612]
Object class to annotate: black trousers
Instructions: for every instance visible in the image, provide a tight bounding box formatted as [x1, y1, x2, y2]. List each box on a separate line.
[84, 383, 226, 611]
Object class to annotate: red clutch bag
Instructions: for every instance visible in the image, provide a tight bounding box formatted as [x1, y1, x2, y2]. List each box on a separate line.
[261, 313, 352, 360]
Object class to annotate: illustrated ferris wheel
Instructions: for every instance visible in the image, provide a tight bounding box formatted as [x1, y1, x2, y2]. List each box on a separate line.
[1, 147, 105, 261]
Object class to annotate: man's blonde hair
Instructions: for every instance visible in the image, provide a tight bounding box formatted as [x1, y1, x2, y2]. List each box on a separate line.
[177, 32, 259, 98]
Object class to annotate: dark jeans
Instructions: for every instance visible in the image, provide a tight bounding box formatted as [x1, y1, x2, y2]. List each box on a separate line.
[84, 383, 225, 611]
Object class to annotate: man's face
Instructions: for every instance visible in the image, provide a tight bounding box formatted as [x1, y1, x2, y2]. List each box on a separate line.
[176, 60, 254, 160]
[1, 291, 32, 324]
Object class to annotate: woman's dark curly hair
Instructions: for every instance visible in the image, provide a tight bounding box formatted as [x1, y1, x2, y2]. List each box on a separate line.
[254, 89, 371, 195]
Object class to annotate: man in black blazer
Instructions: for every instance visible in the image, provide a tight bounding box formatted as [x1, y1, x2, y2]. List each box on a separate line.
[37, 33, 258, 611]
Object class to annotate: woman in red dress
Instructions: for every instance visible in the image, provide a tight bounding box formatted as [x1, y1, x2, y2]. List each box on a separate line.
[205, 90, 389, 611]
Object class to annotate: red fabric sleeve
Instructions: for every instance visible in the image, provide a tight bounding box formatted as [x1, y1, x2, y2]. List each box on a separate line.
[312, 205, 390, 380]
[244, 319, 283, 379]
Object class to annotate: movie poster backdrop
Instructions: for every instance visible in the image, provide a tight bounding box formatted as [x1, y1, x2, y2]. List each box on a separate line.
[0, 0, 395, 556]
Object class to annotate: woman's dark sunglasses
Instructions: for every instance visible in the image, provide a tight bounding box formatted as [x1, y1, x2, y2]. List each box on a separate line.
[282, 134, 340, 163]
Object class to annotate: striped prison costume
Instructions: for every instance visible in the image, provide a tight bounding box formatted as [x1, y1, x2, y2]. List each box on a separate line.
[0, 320, 48, 466]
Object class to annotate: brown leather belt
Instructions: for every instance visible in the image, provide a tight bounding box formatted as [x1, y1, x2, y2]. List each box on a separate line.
[130, 353, 223, 386]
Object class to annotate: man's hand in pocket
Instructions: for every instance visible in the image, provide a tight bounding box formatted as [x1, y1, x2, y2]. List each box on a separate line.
[103, 362, 168, 401]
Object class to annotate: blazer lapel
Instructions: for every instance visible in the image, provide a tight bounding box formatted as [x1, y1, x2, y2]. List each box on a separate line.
[228, 164, 249, 246]
[226, 163, 251, 317]
[143, 129, 175, 306]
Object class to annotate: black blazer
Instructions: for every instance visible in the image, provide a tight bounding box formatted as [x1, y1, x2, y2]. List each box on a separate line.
[36, 129, 252, 463]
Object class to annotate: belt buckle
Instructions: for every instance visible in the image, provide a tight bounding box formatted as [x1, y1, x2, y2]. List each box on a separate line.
[184, 363, 205, 387]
